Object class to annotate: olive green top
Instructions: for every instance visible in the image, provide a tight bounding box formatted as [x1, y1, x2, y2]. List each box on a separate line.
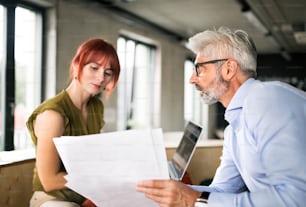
[26, 90, 105, 204]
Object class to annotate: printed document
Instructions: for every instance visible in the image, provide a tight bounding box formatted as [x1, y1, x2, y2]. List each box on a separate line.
[53, 128, 169, 207]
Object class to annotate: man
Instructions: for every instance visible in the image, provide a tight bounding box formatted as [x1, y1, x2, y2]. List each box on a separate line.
[136, 27, 306, 207]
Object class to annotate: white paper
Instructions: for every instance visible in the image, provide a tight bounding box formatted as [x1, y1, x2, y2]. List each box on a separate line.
[53, 128, 169, 207]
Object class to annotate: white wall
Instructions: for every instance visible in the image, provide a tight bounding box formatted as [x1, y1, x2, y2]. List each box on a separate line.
[30, 0, 218, 134]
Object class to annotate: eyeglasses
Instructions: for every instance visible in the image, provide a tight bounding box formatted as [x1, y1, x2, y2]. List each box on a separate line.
[194, 58, 228, 76]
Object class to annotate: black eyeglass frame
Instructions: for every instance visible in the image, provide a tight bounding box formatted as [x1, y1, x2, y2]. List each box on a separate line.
[194, 58, 228, 76]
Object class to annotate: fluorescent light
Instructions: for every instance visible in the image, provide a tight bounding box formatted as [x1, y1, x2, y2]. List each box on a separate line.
[243, 10, 269, 35]
[294, 31, 306, 45]
[280, 49, 291, 61]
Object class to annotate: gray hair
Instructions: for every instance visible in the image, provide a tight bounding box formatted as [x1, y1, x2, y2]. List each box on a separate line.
[188, 27, 257, 77]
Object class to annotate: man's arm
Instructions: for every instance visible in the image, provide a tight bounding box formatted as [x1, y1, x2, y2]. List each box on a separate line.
[206, 84, 306, 207]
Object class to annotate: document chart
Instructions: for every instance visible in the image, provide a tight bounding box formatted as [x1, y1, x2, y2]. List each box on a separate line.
[53, 128, 169, 207]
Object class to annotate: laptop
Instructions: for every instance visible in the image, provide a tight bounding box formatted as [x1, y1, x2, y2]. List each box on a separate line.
[168, 121, 203, 181]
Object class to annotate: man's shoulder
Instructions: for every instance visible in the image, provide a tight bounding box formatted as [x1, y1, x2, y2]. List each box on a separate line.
[248, 80, 306, 101]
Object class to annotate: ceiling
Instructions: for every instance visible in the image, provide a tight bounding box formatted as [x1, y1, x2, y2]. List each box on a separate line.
[93, 0, 306, 59]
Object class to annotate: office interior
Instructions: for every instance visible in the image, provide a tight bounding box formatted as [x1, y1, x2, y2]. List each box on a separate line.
[0, 0, 305, 206]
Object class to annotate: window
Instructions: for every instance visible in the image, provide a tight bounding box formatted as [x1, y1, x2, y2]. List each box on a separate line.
[0, 2, 43, 151]
[0, 5, 4, 149]
[184, 59, 209, 139]
[117, 35, 160, 130]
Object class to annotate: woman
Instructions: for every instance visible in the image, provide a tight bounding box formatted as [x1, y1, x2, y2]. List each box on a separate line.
[27, 38, 120, 207]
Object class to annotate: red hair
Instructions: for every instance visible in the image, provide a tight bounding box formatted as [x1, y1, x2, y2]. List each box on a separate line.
[69, 38, 120, 96]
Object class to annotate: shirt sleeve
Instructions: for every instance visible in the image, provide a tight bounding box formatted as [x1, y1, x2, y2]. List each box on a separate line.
[208, 126, 247, 193]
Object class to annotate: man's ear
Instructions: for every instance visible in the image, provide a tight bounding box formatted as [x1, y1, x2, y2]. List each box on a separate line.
[221, 59, 238, 81]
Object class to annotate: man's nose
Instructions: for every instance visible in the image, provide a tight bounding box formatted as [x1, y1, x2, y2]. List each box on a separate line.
[189, 73, 198, 84]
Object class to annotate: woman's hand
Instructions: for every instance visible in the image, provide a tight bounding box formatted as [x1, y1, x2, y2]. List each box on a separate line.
[81, 199, 97, 207]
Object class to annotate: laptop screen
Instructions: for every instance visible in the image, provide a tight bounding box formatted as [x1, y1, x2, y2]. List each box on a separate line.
[171, 121, 202, 179]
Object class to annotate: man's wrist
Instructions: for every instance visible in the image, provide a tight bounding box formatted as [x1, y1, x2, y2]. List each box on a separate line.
[200, 191, 210, 200]
[194, 191, 210, 207]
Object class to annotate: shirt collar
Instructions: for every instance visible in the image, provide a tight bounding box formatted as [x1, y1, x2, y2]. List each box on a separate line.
[225, 78, 256, 124]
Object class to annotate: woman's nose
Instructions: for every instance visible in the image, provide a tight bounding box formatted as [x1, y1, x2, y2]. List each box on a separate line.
[97, 70, 105, 82]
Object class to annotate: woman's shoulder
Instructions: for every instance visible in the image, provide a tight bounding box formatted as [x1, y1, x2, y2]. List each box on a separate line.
[36, 91, 69, 111]
[26, 91, 67, 144]
[27, 91, 67, 122]
[43, 90, 67, 105]
[35, 109, 65, 126]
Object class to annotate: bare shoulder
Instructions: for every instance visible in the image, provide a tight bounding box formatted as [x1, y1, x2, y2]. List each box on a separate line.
[35, 109, 64, 126]
[34, 109, 65, 139]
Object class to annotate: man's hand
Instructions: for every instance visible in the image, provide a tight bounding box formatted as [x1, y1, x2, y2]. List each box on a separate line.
[136, 179, 201, 207]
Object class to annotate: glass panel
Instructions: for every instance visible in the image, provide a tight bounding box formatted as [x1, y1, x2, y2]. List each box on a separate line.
[0, 5, 5, 149]
[124, 40, 136, 129]
[133, 44, 151, 128]
[117, 36, 158, 130]
[117, 37, 136, 130]
[14, 7, 42, 149]
[184, 60, 208, 138]
[117, 37, 126, 130]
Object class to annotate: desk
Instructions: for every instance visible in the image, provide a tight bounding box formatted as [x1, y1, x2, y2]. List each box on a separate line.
[0, 148, 35, 166]
[0, 159, 35, 207]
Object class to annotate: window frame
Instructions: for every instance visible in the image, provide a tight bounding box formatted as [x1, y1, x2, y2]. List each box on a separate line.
[117, 34, 160, 130]
[0, 0, 45, 151]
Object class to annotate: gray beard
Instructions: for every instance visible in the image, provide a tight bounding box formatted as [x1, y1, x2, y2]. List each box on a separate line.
[200, 77, 229, 105]
[200, 91, 219, 105]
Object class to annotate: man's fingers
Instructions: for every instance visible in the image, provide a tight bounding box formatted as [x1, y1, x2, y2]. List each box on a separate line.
[137, 179, 170, 188]
[137, 184, 164, 196]
[136, 179, 190, 207]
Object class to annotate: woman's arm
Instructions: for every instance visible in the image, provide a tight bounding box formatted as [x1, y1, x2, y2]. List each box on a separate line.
[34, 109, 67, 192]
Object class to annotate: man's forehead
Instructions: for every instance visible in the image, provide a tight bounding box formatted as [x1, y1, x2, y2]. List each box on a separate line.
[195, 52, 207, 62]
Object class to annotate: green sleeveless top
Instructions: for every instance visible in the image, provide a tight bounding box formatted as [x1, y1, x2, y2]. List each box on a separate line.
[26, 90, 105, 204]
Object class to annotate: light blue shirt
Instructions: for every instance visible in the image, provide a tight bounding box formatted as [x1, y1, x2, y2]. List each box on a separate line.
[192, 78, 306, 207]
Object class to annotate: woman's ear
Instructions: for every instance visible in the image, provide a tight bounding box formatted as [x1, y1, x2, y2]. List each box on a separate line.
[221, 59, 238, 81]
[72, 62, 80, 79]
